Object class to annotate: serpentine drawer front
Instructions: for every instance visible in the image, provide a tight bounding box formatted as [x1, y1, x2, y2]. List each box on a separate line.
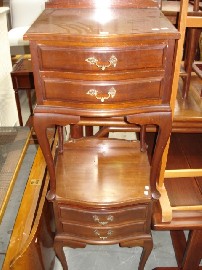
[42, 77, 163, 104]
[36, 41, 170, 106]
[56, 203, 151, 241]
[38, 43, 166, 71]
[25, 8, 179, 111]
[61, 222, 147, 241]
[59, 204, 149, 224]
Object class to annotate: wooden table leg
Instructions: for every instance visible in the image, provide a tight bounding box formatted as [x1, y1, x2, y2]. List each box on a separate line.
[85, 126, 93, 136]
[26, 89, 33, 115]
[182, 230, 202, 270]
[70, 124, 83, 138]
[170, 230, 187, 266]
[14, 89, 23, 126]
[153, 230, 202, 270]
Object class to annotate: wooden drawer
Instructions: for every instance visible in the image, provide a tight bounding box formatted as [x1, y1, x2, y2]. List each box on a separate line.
[38, 43, 167, 72]
[59, 204, 149, 226]
[61, 222, 147, 241]
[42, 77, 163, 104]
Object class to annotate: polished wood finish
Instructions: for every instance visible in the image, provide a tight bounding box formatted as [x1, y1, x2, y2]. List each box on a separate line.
[11, 57, 34, 126]
[24, 5, 178, 270]
[46, 0, 162, 9]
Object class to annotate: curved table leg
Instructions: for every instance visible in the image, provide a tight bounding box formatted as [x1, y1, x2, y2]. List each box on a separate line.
[54, 235, 86, 270]
[153, 230, 202, 270]
[120, 235, 153, 270]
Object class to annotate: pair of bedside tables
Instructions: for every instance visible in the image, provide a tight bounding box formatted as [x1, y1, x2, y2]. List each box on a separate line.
[24, 2, 179, 269]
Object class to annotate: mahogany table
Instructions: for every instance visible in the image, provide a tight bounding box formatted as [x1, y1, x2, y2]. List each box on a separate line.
[11, 57, 35, 126]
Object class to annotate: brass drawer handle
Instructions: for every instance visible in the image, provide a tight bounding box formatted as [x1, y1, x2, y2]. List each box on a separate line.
[93, 215, 114, 226]
[94, 229, 113, 240]
[85, 55, 117, 70]
[86, 87, 116, 102]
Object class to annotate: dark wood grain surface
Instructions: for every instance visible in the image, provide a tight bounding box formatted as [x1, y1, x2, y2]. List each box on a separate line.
[24, 8, 178, 39]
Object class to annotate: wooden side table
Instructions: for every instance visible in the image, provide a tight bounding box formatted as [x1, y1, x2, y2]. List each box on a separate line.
[11, 57, 35, 126]
[24, 4, 179, 269]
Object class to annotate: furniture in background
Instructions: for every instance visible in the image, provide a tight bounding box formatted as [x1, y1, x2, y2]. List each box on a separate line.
[162, 0, 202, 99]
[11, 56, 34, 126]
[162, 0, 200, 25]
[162, 0, 202, 105]
[8, 0, 45, 55]
[158, 0, 202, 223]
[181, 0, 202, 98]
[0, 7, 18, 126]
[152, 0, 202, 268]
[24, 0, 179, 269]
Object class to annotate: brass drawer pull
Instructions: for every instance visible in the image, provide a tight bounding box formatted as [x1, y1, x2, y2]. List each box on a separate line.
[85, 55, 117, 70]
[93, 215, 114, 226]
[94, 229, 113, 240]
[86, 87, 116, 102]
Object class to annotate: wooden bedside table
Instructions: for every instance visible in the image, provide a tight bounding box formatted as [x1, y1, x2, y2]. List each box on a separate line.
[11, 57, 34, 126]
[24, 1, 179, 269]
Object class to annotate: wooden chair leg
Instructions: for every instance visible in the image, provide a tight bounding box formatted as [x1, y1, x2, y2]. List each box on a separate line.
[182, 28, 201, 98]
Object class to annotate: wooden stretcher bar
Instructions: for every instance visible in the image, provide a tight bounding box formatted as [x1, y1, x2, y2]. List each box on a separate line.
[165, 169, 202, 178]
[187, 16, 202, 27]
